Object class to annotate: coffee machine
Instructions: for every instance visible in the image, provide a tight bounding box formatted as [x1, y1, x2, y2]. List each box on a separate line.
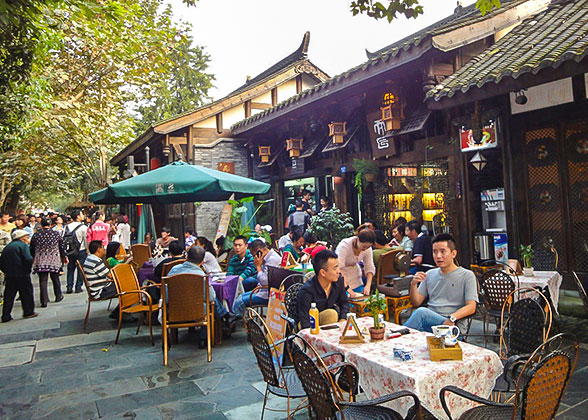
[474, 188, 508, 264]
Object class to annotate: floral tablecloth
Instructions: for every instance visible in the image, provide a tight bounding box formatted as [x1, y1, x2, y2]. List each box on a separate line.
[299, 317, 502, 420]
[511, 271, 562, 310]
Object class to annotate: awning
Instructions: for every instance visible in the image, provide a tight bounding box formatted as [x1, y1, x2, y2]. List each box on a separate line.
[322, 125, 361, 153]
[386, 106, 431, 137]
[258, 147, 283, 168]
[298, 134, 328, 158]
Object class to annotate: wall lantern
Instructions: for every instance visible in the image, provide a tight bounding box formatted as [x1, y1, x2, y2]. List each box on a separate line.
[328, 121, 347, 144]
[286, 138, 303, 158]
[470, 151, 487, 171]
[162, 145, 171, 157]
[258, 146, 271, 163]
[380, 89, 404, 131]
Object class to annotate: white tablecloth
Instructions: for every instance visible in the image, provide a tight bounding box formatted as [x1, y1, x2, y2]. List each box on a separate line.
[511, 270, 562, 309]
[299, 317, 502, 420]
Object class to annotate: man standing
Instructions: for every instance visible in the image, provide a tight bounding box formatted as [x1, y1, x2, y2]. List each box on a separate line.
[296, 250, 349, 329]
[226, 235, 256, 291]
[1, 230, 38, 322]
[301, 189, 313, 215]
[0, 212, 15, 234]
[404, 233, 477, 333]
[232, 240, 282, 317]
[287, 200, 311, 234]
[65, 210, 88, 294]
[406, 220, 434, 273]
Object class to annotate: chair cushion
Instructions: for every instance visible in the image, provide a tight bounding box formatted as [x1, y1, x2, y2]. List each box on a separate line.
[267, 369, 306, 399]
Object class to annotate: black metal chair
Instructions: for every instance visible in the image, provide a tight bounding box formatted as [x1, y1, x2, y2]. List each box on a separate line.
[287, 334, 423, 420]
[245, 309, 358, 419]
[531, 239, 559, 271]
[480, 270, 515, 346]
[440, 334, 578, 420]
[572, 271, 588, 316]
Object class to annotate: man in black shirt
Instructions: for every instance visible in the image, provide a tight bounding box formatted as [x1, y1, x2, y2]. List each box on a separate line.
[296, 249, 349, 329]
[406, 220, 435, 273]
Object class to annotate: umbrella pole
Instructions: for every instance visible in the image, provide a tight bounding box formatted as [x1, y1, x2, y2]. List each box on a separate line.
[181, 202, 186, 248]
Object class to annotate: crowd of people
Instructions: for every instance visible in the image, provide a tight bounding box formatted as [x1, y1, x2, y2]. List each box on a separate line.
[0, 203, 476, 343]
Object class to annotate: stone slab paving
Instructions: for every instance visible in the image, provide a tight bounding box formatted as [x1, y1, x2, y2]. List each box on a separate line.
[0, 273, 586, 419]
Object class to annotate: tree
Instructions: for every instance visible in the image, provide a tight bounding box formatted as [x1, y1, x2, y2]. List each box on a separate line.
[349, 0, 502, 22]
[0, 0, 214, 210]
[132, 33, 214, 135]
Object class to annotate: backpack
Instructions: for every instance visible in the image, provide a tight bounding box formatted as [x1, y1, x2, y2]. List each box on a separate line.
[64, 224, 83, 258]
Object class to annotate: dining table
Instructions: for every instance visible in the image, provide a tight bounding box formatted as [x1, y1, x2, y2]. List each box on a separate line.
[209, 274, 244, 311]
[510, 270, 562, 310]
[299, 316, 503, 420]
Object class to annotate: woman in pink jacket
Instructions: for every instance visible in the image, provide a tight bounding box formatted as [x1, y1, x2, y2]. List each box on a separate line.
[335, 228, 376, 298]
[86, 212, 110, 247]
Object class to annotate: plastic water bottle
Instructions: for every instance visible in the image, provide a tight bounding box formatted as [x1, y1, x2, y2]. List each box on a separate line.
[309, 302, 319, 334]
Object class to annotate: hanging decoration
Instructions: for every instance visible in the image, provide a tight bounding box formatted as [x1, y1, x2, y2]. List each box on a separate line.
[470, 151, 487, 171]
[258, 146, 271, 163]
[328, 121, 347, 144]
[286, 138, 303, 158]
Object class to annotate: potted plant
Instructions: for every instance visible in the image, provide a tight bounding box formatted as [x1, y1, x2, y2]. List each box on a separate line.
[308, 207, 354, 249]
[366, 290, 387, 340]
[520, 244, 535, 277]
[352, 158, 379, 199]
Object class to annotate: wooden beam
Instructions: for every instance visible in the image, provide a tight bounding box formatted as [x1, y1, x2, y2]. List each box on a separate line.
[244, 100, 251, 118]
[271, 88, 278, 106]
[251, 102, 272, 110]
[215, 113, 223, 134]
[296, 75, 302, 94]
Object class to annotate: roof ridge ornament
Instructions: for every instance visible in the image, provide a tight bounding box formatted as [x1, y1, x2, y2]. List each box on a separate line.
[299, 31, 310, 57]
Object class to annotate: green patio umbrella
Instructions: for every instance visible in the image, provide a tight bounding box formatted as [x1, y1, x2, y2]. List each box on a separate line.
[89, 161, 271, 244]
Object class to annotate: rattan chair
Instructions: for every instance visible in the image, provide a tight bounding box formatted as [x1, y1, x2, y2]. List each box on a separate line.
[287, 334, 422, 420]
[77, 260, 113, 329]
[130, 243, 151, 269]
[161, 273, 212, 365]
[248, 268, 303, 317]
[161, 259, 184, 278]
[111, 263, 156, 345]
[440, 342, 577, 420]
[480, 270, 515, 346]
[572, 271, 588, 316]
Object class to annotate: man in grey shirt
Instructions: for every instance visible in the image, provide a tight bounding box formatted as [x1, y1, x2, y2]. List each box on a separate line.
[404, 233, 477, 333]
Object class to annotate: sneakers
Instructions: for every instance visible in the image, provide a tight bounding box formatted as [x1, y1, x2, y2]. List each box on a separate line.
[24, 312, 39, 319]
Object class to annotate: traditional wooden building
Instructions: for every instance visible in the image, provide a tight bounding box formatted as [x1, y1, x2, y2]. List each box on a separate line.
[426, 0, 588, 283]
[231, 0, 548, 247]
[110, 32, 328, 238]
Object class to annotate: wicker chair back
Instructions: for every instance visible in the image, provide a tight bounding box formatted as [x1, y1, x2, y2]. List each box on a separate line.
[131, 244, 151, 268]
[482, 270, 515, 312]
[245, 313, 281, 388]
[112, 263, 141, 309]
[164, 274, 207, 324]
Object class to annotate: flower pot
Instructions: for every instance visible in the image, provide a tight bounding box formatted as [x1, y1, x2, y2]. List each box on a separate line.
[523, 267, 534, 277]
[364, 173, 376, 183]
[369, 327, 385, 341]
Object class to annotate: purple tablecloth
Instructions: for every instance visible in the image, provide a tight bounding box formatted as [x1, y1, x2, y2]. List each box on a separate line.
[138, 261, 157, 286]
[210, 275, 242, 309]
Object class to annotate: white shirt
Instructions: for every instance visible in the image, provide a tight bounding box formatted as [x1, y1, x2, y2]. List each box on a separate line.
[202, 251, 221, 274]
[335, 237, 376, 290]
[66, 221, 88, 249]
[117, 223, 131, 249]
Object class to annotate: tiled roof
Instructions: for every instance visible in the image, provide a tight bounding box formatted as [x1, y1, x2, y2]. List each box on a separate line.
[427, 0, 588, 101]
[231, 0, 527, 133]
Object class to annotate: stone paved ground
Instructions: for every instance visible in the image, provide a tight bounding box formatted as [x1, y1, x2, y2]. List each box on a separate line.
[0, 274, 586, 419]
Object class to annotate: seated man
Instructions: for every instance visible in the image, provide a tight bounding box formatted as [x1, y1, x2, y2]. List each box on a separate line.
[302, 231, 326, 260]
[277, 226, 296, 251]
[404, 233, 477, 333]
[372, 230, 392, 267]
[153, 240, 185, 282]
[226, 235, 257, 292]
[296, 250, 349, 329]
[406, 220, 435, 274]
[232, 240, 282, 317]
[83, 240, 119, 318]
[283, 229, 304, 261]
[168, 246, 237, 328]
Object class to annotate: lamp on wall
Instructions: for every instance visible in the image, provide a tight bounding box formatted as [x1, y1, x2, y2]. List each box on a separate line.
[470, 151, 487, 171]
[514, 89, 528, 105]
[380, 88, 404, 131]
[286, 138, 303, 158]
[258, 146, 271, 163]
[328, 121, 347, 144]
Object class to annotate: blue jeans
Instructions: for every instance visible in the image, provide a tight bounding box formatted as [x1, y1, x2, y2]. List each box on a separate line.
[214, 297, 228, 319]
[404, 307, 447, 333]
[232, 291, 268, 317]
[66, 250, 87, 291]
[242, 276, 259, 292]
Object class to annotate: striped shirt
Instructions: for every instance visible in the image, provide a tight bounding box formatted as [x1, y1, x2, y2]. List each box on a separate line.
[83, 254, 111, 297]
[226, 249, 256, 279]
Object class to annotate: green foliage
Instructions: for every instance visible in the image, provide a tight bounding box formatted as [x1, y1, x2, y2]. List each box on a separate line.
[519, 244, 535, 268]
[349, 0, 501, 22]
[226, 197, 274, 246]
[353, 158, 378, 199]
[308, 207, 355, 249]
[0, 0, 214, 211]
[366, 290, 387, 329]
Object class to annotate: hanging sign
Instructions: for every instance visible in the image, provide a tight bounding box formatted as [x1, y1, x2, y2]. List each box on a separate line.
[366, 109, 397, 158]
[460, 121, 498, 152]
